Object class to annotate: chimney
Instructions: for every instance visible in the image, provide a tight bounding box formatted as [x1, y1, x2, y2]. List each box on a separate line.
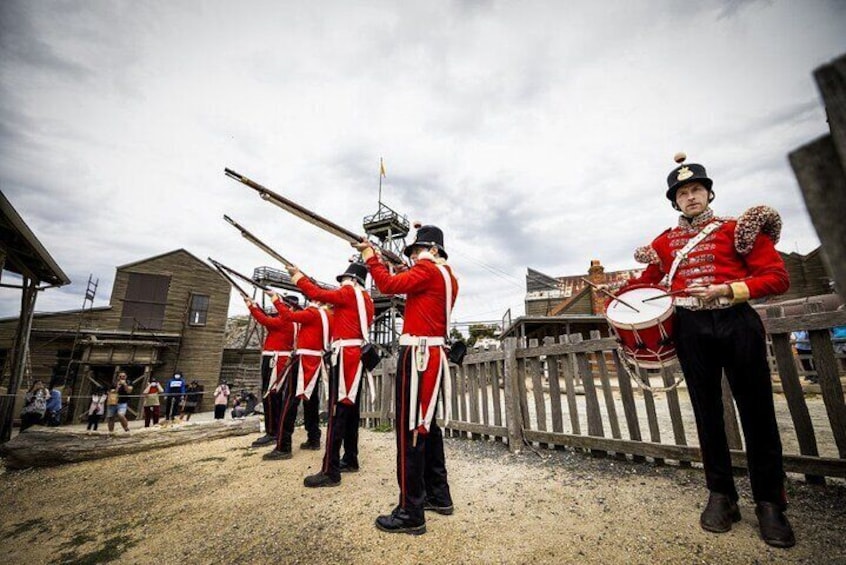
[588, 260, 607, 315]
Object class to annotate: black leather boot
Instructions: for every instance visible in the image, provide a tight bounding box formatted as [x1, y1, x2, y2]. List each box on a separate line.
[304, 472, 341, 488]
[300, 440, 321, 450]
[339, 460, 360, 473]
[375, 507, 426, 535]
[263, 449, 292, 460]
[251, 434, 276, 447]
[756, 502, 796, 548]
[424, 498, 454, 516]
[700, 492, 741, 533]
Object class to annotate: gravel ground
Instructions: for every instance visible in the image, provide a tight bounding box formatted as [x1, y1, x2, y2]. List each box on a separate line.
[1, 424, 845, 564]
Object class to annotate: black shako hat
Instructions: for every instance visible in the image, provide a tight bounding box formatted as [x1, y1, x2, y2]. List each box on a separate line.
[403, 224, 448, 260]
[282, 294, 301, 309]
[666, 152, 713, 201]
[336, 262, 368, 286]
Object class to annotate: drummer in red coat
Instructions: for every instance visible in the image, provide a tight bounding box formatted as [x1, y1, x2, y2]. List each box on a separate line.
[285, 262, 375, 487]
[620, 153, 793, 548]
[263, 291, 333, 460]
[354, 224, 458, 536]
[244, 295, 299, 447]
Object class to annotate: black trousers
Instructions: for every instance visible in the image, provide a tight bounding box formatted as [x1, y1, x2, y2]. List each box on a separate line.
[87, 414, 101, 430]
[394, 346, 452, 521]
[321, 360, 361, 481]
[214, 405, 226, 419]
[260, 356, 281, 435]
[164, 395, 181, 420]
[275, 362, 321, 452]
[675, 304, 785, 506]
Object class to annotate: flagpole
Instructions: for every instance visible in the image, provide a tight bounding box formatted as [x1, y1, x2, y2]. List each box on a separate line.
[378, 157, 383, 208]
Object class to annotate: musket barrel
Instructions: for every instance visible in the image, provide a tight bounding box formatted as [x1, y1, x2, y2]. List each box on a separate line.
[225, 167, 407, 267]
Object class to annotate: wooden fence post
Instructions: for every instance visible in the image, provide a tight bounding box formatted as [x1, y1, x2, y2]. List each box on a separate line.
[789, 54, 846, 300]
[502, 337, 523, 452]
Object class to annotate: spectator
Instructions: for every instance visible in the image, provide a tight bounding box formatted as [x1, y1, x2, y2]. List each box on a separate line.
[44, 381, 63, 427]
[792, 331, 816, 384]
[832, 324, 846, 371]
[87, 386, 107, 431]
[20, 380, 49, 432]
[164, 372, 186, 422]
[181, 380, 202, 422]
[213, 381, 230, 420]
[142, 377, 163, 427]
[107, 372, 133, 433]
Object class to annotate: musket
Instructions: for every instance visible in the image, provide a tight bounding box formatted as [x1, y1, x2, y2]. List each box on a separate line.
[209, 257, 273, 296]
[224, 167, 408, 267]
[208, 258, 252, 299]
[222, 215, 298, 270]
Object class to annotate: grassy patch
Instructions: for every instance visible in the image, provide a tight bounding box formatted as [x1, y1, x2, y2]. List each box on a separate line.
[196, 456, 227, 463]
[142, 476, 158, 486]
[372, 422, 394, 433]
[58, 534, 138, 565]
[7, 517, 49, 538]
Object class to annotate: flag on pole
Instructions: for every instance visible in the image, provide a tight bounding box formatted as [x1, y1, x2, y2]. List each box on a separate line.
[380, 158, 386, 177]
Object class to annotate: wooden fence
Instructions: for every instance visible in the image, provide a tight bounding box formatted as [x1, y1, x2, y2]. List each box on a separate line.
[361, 309, 846, 480]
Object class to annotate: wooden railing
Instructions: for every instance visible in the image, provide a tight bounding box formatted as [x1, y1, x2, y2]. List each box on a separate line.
[361, 309, 846, 480]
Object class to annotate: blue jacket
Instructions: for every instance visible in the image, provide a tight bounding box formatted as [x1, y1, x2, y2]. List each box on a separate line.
[166, 375, 186, 395]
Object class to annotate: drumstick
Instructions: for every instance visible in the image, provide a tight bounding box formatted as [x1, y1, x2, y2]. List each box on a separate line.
[642, 289, 687, 302]
[580, 278, 640, 313]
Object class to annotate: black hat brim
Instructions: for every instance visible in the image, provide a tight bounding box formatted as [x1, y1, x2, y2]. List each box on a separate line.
[337, 273, 366, 286]
[403, 242, 448, 260]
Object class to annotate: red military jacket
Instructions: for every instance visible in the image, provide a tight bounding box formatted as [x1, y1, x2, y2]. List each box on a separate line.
[274, 301, 332, 351]
[295, 278, 374, 340]
[624, 206, 789, 301]
[366, 253, 458, 337]
[248, 304, 296, 351]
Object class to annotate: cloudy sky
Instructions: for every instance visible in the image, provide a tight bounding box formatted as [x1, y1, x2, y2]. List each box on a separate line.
[1, 0, 844, 330]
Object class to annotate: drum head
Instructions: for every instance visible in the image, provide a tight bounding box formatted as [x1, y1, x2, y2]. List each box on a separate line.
[605, 286, 672, 325]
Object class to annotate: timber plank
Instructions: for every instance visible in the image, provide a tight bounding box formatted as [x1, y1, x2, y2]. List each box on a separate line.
[809, 329, 846, 458]
[594, 349, 621, 439]
[613, 351, 642, 443]
[660, 365, 687, 447]
[770, 333, 820, 457]
[547, 354, 564, 434]
[522, 430, 846, 478]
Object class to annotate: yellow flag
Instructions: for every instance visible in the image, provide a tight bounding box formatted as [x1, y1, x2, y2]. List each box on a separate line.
[380, 158, 386, 177]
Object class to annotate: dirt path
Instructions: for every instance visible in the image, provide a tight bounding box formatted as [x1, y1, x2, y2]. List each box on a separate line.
[1, 426, 844, 564]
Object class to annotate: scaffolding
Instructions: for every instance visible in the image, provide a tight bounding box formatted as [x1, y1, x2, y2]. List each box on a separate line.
[363, 202, 409, 353]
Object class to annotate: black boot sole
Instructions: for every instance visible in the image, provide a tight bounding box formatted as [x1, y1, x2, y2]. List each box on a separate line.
[374, 521, 426, 536]
[424, 505, 454, 516]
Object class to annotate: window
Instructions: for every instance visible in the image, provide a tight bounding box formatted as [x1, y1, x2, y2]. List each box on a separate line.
[120, 273, 170, 330]
[189, 294, 210, 326]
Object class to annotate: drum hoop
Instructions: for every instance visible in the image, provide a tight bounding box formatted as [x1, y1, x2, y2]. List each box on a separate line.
[608, 306, 673, 331]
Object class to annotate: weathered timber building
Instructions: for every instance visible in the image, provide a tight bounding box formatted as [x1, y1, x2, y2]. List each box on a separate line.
[0, 249, 231, 423]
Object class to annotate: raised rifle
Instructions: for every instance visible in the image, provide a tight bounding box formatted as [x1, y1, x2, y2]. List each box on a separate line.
[208, 257, 274, 294]
[223, 215, 298, 270]
[224, 168, 408, 268]
[208, 258, 256, 299]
